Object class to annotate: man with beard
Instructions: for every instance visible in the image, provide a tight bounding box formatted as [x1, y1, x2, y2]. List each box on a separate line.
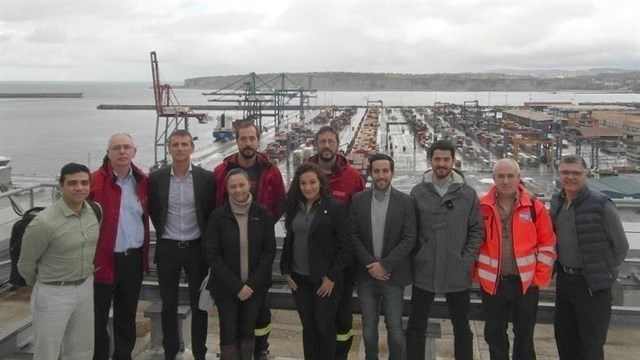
[350, 153, 416, 360]
[213, 120, 286, 360]
[308, 125, 365, 359]
[406, 140, 483, 360]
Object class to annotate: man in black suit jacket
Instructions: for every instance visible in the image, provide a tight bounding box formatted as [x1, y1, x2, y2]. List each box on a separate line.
[350, 153, 416, 360]
[148, 130, 216, 360]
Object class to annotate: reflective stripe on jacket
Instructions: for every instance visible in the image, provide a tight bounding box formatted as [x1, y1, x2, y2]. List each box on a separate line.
[475, 184, 556, 295]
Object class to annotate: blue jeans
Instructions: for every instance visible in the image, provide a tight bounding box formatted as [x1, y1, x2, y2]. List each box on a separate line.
[356, 280, 406, 360]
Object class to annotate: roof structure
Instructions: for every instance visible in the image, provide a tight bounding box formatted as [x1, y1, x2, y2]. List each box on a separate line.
[578, 127, 624, 138]
[588, 176, 640, 199]
[503, 109, 565, 122]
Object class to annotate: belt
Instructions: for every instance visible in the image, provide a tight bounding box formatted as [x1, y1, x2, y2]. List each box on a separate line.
[114, 247, 142, 256]
[163, 238, 200, 249]
[560, 264, 583, 275]
[499, 274, 521, 281]
[42, 277, 87, 286]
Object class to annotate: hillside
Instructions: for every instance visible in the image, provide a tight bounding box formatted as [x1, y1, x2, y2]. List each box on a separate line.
[184, 71, 639, 92]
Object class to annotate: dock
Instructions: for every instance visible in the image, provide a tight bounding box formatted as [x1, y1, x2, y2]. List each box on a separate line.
[0, 93, 83, 99]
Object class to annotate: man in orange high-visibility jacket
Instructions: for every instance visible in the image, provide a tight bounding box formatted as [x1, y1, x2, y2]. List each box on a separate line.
[474, 158, 556, 360]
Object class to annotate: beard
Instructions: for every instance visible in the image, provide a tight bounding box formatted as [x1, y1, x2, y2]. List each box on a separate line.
[319, 149, 335, 162]
[239, 147, 256, 160]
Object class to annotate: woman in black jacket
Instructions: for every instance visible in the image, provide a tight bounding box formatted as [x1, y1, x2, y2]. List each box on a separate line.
[205, 168, 276, 360]
[280, 162, 353, 360]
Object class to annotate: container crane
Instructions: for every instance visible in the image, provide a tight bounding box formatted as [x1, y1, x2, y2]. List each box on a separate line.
[150, 51, 208, 170]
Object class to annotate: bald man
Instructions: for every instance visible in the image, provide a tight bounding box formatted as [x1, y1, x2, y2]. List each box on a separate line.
[474, 159, 556, 360]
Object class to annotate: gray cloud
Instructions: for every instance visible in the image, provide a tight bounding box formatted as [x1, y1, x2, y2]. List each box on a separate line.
[0, 0, 637, 81]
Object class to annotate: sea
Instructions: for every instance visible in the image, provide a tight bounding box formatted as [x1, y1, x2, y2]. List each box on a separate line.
[1, 81, 639, 179]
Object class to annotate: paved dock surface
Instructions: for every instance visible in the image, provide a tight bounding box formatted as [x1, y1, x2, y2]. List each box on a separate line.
[4, 286, 639, 359]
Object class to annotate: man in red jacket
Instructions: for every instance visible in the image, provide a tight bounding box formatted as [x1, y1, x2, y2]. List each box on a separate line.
[475, 158, 556, 360]
[308, 125, 365, 359]
[213, 121, 286, 360]
[89, 132, 151, 360]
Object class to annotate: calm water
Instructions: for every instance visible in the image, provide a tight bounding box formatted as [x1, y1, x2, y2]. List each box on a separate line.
[1, 81, 638, 177]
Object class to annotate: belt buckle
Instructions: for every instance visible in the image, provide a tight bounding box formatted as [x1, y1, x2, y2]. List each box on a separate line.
[563, 265, 576, 275]
[177, 241, 189, 249]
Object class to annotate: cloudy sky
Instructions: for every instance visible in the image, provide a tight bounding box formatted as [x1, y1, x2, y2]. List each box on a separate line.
[0, 0, 638, 82]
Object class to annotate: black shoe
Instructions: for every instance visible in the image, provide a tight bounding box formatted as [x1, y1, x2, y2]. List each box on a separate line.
[254, 349, 269, 360]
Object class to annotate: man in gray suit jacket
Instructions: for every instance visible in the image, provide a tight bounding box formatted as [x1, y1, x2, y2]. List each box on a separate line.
[351, 153, 416, 360]
[148, 130, 216, 360]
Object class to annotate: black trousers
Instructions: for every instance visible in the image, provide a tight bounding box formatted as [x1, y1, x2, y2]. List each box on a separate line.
[94, 248, 143, 360]
[215, 292, 263, 346]
[157, 239, 208, 360]
[334, 272, 354, 360]
[554, 270, 612, 360]
[253, 292, 271, 355]
[291, 272, 342, 360]
[406, 286, 473, 360]
[481, 278, 539, 360]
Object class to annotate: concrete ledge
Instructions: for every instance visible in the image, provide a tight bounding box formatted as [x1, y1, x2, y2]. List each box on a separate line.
[143, 302, 192, 351]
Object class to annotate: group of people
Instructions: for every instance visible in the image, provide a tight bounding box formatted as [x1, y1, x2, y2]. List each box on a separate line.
[17, 119, 629, 360]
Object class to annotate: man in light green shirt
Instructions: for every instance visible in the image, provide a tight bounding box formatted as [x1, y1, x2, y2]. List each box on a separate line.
[18, 163, 100, 360]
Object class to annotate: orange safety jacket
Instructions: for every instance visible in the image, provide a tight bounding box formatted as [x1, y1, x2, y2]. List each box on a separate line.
[474, 184, 556, 295]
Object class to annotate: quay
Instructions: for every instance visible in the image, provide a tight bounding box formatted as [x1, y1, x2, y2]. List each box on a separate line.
[0, 92, 83, 98]
[1, 104, 640, 359]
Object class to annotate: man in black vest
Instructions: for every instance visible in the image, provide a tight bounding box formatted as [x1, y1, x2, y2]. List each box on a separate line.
[550, 155, 629, 360]
[149, 130, 216, 360]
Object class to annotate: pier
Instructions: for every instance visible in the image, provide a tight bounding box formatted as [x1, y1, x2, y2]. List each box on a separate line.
[0, 93, 83, 98]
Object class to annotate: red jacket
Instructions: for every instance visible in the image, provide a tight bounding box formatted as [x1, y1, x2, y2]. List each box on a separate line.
[474, 184, 556, 294]
[89, 159, 151, 284]
[308, 153, 365, 206]
[214, 152, 287, 222]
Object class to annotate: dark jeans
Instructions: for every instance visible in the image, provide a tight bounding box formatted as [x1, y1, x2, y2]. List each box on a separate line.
[481, 277, 539, 360]
[253, 292, 271, 356]
[157, 239, 208, 360]
[554, 270, 612, 360]
[214, 292, 263, 346]
[356, 280, 406, 360]
[94, 248, 143, 360]
[406, 286, 473, 360]
[291, 272, 342, 360]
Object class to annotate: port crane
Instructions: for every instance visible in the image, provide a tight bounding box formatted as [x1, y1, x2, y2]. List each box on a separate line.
[203, 72, 315, 141]
[150, 51, 208, 170]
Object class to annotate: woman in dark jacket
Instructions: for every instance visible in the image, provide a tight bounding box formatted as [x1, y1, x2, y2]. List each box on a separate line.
[204, 168, 276, 360]
[280, 162, 353, 360]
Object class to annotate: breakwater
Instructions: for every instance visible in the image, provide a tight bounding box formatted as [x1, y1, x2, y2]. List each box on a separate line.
[0, 92, 83, 98]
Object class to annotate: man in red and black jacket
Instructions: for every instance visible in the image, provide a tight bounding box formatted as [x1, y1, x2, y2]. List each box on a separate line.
[308, 125, 365, 359]
[213, 121, 286, 360]
[89, 132, 150, 360]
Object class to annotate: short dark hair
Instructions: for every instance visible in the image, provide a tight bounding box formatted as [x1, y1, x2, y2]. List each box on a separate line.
[59, 163, 90, 185]
[284, 162, 331, 229]
[235, 120, 261, 140]
[315, 126, 340, 145]
[428, 140, 455, 159]
[168, 129, 194, 146]
[559, 154, 587, 169]
[368, 153, 394, 173]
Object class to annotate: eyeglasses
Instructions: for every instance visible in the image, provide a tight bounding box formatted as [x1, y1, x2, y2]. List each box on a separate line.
[109, 145, 134, 152]
[559, 170, 585, 177]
